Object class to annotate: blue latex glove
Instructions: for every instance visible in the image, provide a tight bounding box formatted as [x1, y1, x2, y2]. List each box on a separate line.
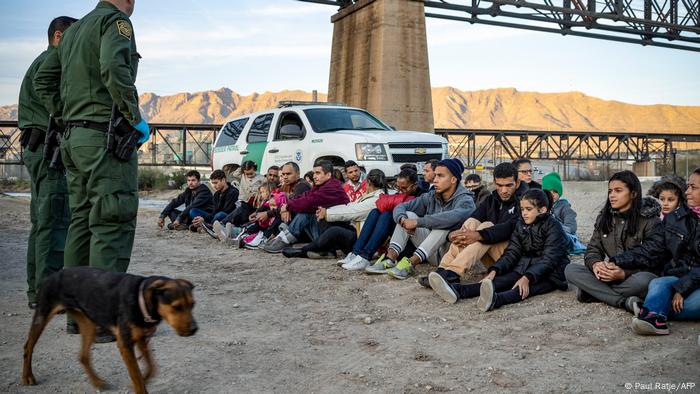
[132, 119, 150, 144]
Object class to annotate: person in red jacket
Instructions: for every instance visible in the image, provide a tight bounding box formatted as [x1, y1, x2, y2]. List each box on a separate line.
[262, 160, 349, 253]
[338, 168, 421, 270]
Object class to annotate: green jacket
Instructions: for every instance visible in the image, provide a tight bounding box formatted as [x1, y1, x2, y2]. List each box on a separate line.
[18, 46, 52, 131]
[34, 1, 141, 125]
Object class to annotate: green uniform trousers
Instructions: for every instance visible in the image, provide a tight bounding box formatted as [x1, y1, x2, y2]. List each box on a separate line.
[61, 126, 138, 273]
[23, 143, 70, 303]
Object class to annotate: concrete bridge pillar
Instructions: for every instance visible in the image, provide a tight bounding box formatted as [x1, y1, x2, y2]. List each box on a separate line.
[328, 0, 434, 132]
[633, 161, 656, 177]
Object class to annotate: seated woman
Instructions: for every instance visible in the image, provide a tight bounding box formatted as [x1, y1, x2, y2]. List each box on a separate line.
[565, 170, 662, 312]
[281, 169, 387, 259]
[610, 168, 700, 335]
[429, 189, 569, 310]
[337, 168, 421, 271]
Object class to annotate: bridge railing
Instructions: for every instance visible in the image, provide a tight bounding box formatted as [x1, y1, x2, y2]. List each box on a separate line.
[0, 121, 221, 168]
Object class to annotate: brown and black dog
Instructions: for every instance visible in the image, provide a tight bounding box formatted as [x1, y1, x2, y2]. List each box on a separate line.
[22, 267, 197, 394]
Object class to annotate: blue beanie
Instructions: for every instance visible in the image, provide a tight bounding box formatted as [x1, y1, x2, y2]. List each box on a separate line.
[438, 159, 464, 182]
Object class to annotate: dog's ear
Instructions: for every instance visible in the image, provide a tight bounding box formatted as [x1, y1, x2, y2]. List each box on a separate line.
[177, 279, 195, 291]
[148, 279, 168, 294]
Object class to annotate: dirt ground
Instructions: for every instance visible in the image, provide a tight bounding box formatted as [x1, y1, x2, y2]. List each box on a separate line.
[0, 181, 698, 394]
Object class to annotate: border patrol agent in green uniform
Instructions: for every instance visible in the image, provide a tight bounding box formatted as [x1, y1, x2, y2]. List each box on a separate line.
[18, 17, 76, 309]
[34, 2, 149, 279]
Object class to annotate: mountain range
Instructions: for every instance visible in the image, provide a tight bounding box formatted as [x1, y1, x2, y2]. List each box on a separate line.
[2, 87, 699, 133]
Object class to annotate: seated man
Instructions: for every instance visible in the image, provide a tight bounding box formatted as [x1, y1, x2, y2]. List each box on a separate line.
[464, 173, 489, 205]
[425, 163, 525, 286]
[158, 170, 213, 230]
[541, 171, 586, 254]
[418, 159, 439, 193]
[191, 169, 239, 229]
[265, 165, 280, 189]
[343, 160, 367, 202]
[262, 160, 349, 253]
[222, 160, 265, 227]
[381, 158, 476, 280]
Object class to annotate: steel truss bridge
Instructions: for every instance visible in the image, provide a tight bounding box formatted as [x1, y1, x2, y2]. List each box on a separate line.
[2, 121, 698, 172]
[435, 128, 700, 172]
[301, 0, 700, 52]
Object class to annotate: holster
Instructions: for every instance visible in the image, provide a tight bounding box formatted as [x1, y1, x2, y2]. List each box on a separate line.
[27, 128, 46, 152]
[108, 105, 142, 162]
[42, 116, 64, 171]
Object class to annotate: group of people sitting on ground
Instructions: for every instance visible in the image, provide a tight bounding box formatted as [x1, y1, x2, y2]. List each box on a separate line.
[156, 157, 700, 336]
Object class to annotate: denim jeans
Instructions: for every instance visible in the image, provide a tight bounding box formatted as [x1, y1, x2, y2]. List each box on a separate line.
[288, 212, 321, 241]
[352, 209, 396, 260]
[644, 276, 700, 320]
[189, 208, 227, 224]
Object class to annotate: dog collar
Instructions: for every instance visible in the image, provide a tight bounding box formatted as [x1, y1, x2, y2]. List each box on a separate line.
[139, 280, 159, 324]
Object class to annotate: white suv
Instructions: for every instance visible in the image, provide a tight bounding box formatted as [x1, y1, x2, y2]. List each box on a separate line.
[211, 102, 448, 176]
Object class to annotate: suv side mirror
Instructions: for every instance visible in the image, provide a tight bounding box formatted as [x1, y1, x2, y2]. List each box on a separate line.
[280, 124, 304, 139]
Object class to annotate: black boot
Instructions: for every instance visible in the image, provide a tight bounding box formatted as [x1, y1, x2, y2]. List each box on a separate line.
[95, 327, 116, 343]
[282, 247, 307, 258]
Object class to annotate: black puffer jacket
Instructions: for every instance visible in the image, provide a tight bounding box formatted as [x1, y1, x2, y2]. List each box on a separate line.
[160, 183, 213, 222]
[471, 181, 527, 244]
[611, 204, 700, 297]
[488, 213, 570, 289]
[584, 196, 661, 276]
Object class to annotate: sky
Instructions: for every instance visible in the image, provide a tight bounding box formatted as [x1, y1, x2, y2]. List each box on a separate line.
[1, 0, 699, 107]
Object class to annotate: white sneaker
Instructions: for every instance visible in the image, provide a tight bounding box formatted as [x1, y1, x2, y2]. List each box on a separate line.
[244, 232, 265, 249]
[225, 223, 234, 239]
[342, 254, 370, 271]
[337, 252, 357, 267]
[214, 221, 226, 242]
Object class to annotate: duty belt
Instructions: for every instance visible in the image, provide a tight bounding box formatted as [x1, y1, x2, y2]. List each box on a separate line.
[66, 120, 110, 133]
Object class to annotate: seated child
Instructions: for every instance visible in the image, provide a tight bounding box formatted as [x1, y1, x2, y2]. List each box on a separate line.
[541, 172, 585, 255]
[647, 175, 686, 219]
[428, 188, 570, 311]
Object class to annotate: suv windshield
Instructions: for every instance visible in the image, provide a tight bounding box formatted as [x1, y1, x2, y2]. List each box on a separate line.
[304, 108, 390, 133]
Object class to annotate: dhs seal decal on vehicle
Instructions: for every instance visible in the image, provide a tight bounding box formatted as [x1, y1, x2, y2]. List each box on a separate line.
[295, 149, 303, 162]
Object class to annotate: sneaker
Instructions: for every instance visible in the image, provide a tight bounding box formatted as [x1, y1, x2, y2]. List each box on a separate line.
[95, 327, 116, 343]
[201, 223, 218, 239]
[189, 224, 198, 232]
[282, 247, 306, 258]
[244, 232, 265, 249]
[575, 287, 596, 303]
[364, 254, 395, 274]
[477, 278, 496, 312]
[632, 309, 670, 335]
[337, 252, 357, 267]
[171, 222, 188, 231]
[418, 275, 430, 288]
[307, 251, 336, 259]
[226, 230, 247, 248]
[342, 255, 370, 271]
[428, 272, 458, 304]
[624, 296, 643, 316]
[28, 301, 37, 310]
[386, 257, 414, 280]
[66, 321, 79, 335]
[261, 236, 289, 253]
[214, 221, 226, 242]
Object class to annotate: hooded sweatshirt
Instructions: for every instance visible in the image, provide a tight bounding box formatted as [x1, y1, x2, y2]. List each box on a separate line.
[160, 183, 213, 222]
[393, 184, 476, 230]
[551, 197, 577, 235]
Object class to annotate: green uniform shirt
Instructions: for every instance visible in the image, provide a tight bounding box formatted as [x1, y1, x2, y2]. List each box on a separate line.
[18, 46, 52, 131]
[34, 1, 141, 125]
